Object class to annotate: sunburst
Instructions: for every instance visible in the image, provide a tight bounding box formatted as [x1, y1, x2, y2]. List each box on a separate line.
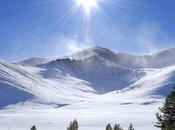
[76, 0, 99, 15]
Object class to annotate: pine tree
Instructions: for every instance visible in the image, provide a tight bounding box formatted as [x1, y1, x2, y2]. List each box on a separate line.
[106, 123, 113, 130]
[67, 119, 79, 130]
[113, 124, 123, 130]
[30, 125, 37, 130]
[155, 85, 175, 130]
[128, 124, 134, 130]
[72, 119, 78, 130]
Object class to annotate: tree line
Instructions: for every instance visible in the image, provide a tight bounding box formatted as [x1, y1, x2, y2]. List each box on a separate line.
[30, 120, 134, 130]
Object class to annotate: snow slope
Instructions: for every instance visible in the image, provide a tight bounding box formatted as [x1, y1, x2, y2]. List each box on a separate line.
[0, 60, 97, 108]
[17, 58, 54, 66]
[41, 56, 145, 93]
[0, 46, 175, 130]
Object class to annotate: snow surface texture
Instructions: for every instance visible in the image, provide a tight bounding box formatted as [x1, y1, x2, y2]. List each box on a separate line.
[0, 46, 175, 130]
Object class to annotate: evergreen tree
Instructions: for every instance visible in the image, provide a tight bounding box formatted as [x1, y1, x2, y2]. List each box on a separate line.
[106, 123, 113, 130]
[30, 125, 37, 130]
[113, 124, 123, 130]
[128, 124, 134, 130]
[155, 85, 175, 130]
[67, 119, 79, 130]
[72, 119, 78, 130]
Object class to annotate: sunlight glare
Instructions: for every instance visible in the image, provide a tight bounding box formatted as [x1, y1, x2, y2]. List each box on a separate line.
[76, 0, 98, 14]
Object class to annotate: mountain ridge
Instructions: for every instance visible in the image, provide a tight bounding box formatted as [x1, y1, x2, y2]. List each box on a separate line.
[17, 46, 175, 69]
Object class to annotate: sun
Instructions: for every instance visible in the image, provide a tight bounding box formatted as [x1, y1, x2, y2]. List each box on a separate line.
[76, 0, 98, 14]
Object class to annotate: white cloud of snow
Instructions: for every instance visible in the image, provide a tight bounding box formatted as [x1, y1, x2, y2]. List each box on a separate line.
[51, 34, 94, 56]
[91, 21, 175, 54]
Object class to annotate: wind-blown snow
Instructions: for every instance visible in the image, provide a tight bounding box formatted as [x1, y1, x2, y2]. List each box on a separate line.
[67, 46, 175, 69]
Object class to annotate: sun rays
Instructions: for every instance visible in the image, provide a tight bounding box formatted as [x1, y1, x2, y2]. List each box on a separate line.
[75, 0, 98, 15]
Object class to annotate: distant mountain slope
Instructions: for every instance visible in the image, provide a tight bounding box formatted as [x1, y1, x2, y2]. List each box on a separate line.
[42, 55, 145, 93]
[122, 65, 175, 97]
[67, 46, 175, 69]
[16, 47, 175, 69]
[17, 58, 54, 66]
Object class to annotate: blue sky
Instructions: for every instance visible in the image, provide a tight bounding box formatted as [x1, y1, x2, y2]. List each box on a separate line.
[0, 0, 175, 61]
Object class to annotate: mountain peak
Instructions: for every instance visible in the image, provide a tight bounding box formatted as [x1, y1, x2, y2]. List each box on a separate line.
[86, 46, 114, 53]
[87, 46, 109, 51]
[68, 46, 116, 60]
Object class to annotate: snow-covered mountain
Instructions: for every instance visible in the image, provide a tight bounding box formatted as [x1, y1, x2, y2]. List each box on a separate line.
[0, 46, 175, 130]
[66, 46, 175, 69]
[1, 46, 175, 107]
[41, 57, 145, 93]
[17, 47, 175, 69]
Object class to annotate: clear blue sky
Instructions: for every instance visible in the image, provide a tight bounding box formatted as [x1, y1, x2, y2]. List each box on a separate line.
[0, 0, 175, 61]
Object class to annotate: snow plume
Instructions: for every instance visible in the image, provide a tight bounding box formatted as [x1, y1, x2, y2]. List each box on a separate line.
[92, 21, 175, 54]
[55, 35, 94, 55]
[134, 22, 175, 54]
